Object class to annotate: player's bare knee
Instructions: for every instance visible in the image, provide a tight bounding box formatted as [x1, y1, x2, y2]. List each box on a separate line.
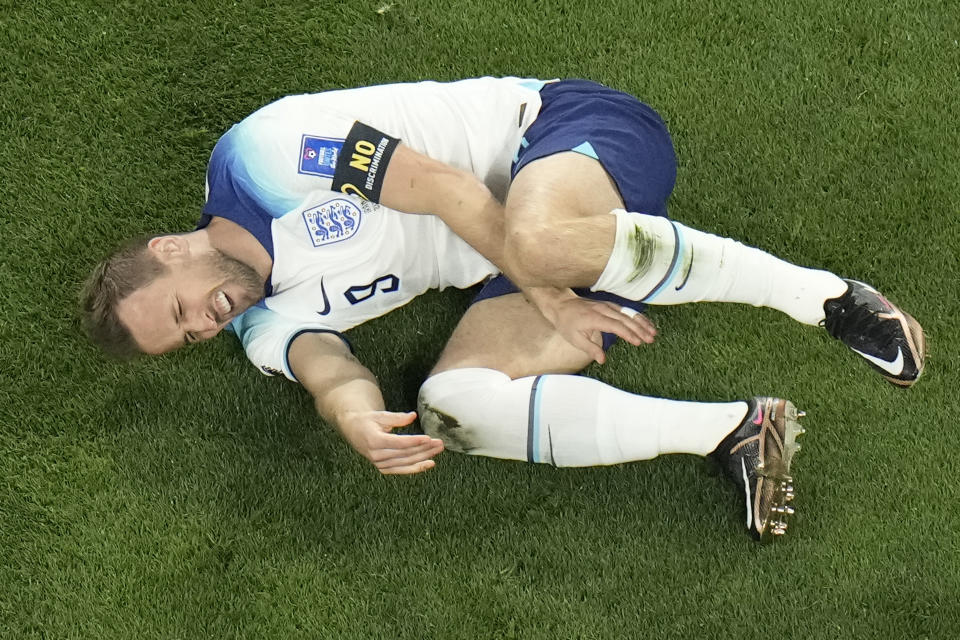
[504, 222, 557, 284]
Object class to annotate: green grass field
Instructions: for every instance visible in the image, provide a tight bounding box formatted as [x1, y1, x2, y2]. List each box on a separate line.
[3, 0, 959, 637]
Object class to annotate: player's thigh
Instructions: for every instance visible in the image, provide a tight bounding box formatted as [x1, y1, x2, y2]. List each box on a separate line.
[507, 151, 625, 224]
[430, 291, 592, 379]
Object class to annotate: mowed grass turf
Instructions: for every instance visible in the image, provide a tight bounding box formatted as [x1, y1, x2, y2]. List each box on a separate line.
[2, 0, 959, 637]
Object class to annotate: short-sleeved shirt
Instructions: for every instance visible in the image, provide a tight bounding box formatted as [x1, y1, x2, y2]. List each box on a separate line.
[201, 77, 547, 380]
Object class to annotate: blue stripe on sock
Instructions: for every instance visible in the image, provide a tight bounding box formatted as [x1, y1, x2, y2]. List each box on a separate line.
[643, 221, 685, 302]
[526, 375, 545, 463]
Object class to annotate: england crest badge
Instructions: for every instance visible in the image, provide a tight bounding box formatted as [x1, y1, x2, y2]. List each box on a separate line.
[302, 198, 362, 247]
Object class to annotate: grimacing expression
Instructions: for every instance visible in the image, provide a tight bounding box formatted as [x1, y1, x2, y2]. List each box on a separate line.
[116, 249, 264, 354]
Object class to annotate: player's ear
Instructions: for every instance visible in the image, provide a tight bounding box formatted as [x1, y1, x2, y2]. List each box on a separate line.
[147, 234, 190, 263]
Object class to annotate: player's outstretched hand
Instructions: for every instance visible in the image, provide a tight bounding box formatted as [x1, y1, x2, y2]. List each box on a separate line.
[551, 296, 657, 365]
[338, 410, 444, 475]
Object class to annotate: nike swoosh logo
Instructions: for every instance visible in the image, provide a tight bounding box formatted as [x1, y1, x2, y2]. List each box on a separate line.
[316, 277, 331, 316]
[741, 458, 752, 529]
[851, 346, 905, 376]
[674, 246, 693, 291]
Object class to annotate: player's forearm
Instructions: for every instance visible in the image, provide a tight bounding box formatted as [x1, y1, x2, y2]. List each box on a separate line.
[307, 366, 385, 430]
[439, 179, 584, 334]
[303, 363, 434, 474]
[379, 146, 575, 328]
[306, 366, 397, 460]
[447, 180, 510, 270]
[289, 333, 386, 431]
[379, 145, 509, 272]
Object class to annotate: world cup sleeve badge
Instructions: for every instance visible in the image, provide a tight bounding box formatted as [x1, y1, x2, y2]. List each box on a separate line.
[299, 135, 344, 178]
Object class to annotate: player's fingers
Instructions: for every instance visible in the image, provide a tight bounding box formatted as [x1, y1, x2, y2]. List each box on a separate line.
[375, 432, 443, 451]
[377, 443, 445, 471]
[568, 330, 606, 365]
[379, 459, 437, 475]
[600, 303, 657, 343]
[628, 310, 657, 338]
[375, 411, 418, 430]
[371, 439, 444, 460]
[587, 306, 649, 346]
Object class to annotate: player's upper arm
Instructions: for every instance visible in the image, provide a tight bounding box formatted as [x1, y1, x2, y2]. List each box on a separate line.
[206, 107, 399, 221]
[287, 332, 381, 418]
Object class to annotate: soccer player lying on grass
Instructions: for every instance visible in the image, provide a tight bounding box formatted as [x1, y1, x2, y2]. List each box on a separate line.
[82, 78, 925, 541]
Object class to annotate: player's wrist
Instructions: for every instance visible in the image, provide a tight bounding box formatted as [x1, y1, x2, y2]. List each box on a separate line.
[333, 407, 376, 429]
[523, 286, 576, 326]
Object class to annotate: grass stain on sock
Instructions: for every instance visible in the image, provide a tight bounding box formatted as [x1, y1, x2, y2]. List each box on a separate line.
[627, 224, 658, 282]
[419, 405, 475, 453]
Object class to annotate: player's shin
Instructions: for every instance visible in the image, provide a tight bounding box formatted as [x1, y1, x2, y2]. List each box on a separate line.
[591, 209, 847, 325]
[417, 368, 748, 466]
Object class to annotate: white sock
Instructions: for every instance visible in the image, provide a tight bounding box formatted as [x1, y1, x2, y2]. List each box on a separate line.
[418, 368, 748, 466]
[592, 209, 848, 325]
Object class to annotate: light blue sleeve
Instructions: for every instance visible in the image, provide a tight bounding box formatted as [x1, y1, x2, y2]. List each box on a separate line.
[204, 102, 357, 222]
[228, 304, 350, 383]
[204, 123, 306, 222]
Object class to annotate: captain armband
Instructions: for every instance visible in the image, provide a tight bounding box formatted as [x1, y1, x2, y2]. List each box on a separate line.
[331, 122, 400, 203]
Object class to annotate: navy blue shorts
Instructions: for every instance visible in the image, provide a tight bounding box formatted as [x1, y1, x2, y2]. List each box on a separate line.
[472, 79, 677, 351]
[472, 276, 643, 351]
[512, 79, 677, 217]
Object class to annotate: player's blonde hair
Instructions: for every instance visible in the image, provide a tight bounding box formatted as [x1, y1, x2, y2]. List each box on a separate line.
[80, 236, 168, 359]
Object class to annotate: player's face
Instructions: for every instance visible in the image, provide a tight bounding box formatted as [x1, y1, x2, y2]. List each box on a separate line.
[116, 249, 264, 355]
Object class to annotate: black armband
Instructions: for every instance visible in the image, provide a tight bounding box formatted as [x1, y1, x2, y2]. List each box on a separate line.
[331, 121, 400, 203]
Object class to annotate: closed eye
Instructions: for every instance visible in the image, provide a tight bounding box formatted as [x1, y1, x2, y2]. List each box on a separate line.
[176, 298, 194, 346]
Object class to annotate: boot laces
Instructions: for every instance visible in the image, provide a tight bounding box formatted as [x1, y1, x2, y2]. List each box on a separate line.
[823, 298, 896, 352]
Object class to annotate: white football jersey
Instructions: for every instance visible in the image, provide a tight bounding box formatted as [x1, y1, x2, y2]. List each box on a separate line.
[203, 77, 548, 380]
